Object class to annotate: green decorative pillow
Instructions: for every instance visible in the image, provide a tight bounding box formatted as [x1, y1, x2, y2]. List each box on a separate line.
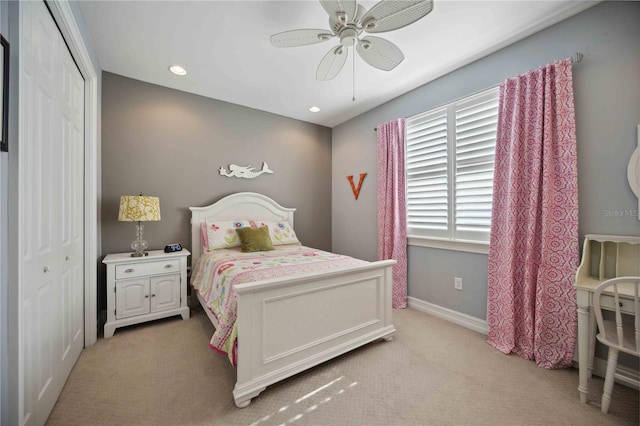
[236, 226, 275, 253]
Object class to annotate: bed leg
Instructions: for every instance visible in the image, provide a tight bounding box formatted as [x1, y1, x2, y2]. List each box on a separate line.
[233, 386, 265, 408]
[235, 399, 251, 408]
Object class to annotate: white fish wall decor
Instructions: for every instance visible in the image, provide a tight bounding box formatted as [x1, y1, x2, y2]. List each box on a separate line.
[219, 162, 274, 179]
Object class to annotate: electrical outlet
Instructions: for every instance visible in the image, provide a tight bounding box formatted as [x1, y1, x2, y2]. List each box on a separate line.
[454, 277, 463, 290]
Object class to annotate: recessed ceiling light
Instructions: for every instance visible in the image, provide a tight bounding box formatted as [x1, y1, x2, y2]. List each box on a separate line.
[309, 106, 320, 113]
[169, 65, 187, 76]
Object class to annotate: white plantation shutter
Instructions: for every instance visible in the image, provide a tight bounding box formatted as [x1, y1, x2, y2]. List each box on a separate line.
[406, 108, 449, 238]
[406, 87, 499, 243]
[454, 90, 499, 241]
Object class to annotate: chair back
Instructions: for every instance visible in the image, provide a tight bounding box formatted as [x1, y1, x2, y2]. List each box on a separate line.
[593, 276, 640, 356]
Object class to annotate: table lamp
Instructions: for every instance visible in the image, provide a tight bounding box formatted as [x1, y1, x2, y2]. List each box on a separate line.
[118, 195, 161, 257]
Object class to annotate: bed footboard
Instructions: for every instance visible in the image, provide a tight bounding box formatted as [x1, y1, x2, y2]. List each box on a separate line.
[232, 259, 396, 407]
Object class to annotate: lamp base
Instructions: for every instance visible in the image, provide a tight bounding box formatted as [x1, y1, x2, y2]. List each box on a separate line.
[130, 221, 150, 257]
[130, 252, 149, 257]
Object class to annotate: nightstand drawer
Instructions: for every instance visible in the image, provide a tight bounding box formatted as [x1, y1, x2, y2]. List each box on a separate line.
[598, 293, 636, 315]
[115, 259, 181, 279]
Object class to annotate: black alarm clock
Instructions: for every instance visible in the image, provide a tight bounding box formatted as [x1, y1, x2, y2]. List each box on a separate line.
[164, 243, 183, 253]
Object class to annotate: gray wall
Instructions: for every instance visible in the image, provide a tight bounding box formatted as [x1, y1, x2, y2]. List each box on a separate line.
[101, 72, 333, 258]
[332, 1, 640, 321]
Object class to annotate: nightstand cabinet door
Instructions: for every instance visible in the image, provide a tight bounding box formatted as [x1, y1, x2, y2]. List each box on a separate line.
[116, 279, 150, 319]
[150, 274, 180, 312]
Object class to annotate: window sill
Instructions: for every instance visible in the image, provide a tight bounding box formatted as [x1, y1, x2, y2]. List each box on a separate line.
[407, 236, 489, 254]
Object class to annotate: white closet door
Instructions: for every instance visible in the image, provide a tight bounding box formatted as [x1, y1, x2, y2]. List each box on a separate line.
[20, 1, 85, 424]
[59, 26, 85, 383]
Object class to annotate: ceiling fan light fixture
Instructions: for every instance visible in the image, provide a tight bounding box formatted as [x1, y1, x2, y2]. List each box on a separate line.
[340, 28, 358, 47]
[169, 65, 187, 76]
[309, 106, 321, 113]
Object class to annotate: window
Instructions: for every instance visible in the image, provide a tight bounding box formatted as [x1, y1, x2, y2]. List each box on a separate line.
[406, 87, 499, 245]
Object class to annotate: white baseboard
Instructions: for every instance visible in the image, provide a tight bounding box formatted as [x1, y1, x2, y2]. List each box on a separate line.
[407, 297, 488, 335]
[591, 357, 640, 390]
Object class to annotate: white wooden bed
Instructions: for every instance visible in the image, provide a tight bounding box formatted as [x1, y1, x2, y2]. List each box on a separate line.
[189, 192, 396, 407]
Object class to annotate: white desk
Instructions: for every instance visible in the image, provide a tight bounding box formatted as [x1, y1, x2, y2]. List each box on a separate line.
[574, 234, 640, 403]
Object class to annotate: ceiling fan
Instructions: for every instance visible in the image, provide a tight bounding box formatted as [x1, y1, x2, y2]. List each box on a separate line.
[270, 0, 434, 81]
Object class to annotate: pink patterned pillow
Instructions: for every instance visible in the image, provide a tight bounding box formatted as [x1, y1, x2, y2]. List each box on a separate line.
[205, 220, 251, 250]
[251, 220, 300, 246]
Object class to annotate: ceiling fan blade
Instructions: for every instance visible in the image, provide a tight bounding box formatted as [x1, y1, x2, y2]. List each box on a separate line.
[316, 45, 348, 81]
[356, 36, 404, 71]
[270, 29, 334, 47]
[319, 0, 357, 23]
[361, 0, 434, 33]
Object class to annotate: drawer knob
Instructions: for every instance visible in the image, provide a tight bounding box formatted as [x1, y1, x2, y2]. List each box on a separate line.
[151, 294, 156, 297]
[145, 295, 149, 298]
[125, 268, 134, 273]
[43, 266, 50, 273]
[619, 302, 623, 307]
[164, 264, 173, 269]
[65, 256, 70, 261]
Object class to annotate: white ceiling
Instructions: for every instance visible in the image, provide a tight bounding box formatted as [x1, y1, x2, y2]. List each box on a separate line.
[77, 0, 598, 128]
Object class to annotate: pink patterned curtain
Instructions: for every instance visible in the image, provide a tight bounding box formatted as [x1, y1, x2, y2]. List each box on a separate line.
[487, 59, 579, 369]
[377, 118, 407, 309]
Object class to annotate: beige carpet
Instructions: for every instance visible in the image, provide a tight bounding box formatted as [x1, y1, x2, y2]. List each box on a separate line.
[46, 306, 639, 425]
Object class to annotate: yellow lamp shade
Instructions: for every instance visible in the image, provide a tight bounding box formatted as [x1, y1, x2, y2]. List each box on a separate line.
[118, 195, 161, 222]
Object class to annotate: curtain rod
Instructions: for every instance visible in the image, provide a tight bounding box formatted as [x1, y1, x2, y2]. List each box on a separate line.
[374, 51, 584, 132]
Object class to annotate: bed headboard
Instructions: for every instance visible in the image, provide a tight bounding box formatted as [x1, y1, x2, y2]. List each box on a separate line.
[189, 192, 296, 263]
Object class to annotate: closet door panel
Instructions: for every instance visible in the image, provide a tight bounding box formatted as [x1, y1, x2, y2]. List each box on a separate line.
[21, 1, 64, 423]
[22, 298, 34, 425]
[35, 279, 55, 409]
[59, 38, 84, 380]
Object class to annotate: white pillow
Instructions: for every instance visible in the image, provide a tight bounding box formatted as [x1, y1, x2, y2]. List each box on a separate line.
[251, 220, 300, 246]
[205, 219, 251, 250]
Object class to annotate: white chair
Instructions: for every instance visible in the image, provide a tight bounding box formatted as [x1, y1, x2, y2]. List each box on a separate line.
[592, 276, 640, 414]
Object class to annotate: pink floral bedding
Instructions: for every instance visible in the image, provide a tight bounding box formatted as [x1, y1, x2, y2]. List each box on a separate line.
[190, 245, 367, 366]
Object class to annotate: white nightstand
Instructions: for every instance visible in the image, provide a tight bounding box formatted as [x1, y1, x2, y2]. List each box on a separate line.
[103, 249, 191, 338]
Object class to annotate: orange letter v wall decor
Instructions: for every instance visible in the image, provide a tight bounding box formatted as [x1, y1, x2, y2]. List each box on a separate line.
[347, 173, 367, 200]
